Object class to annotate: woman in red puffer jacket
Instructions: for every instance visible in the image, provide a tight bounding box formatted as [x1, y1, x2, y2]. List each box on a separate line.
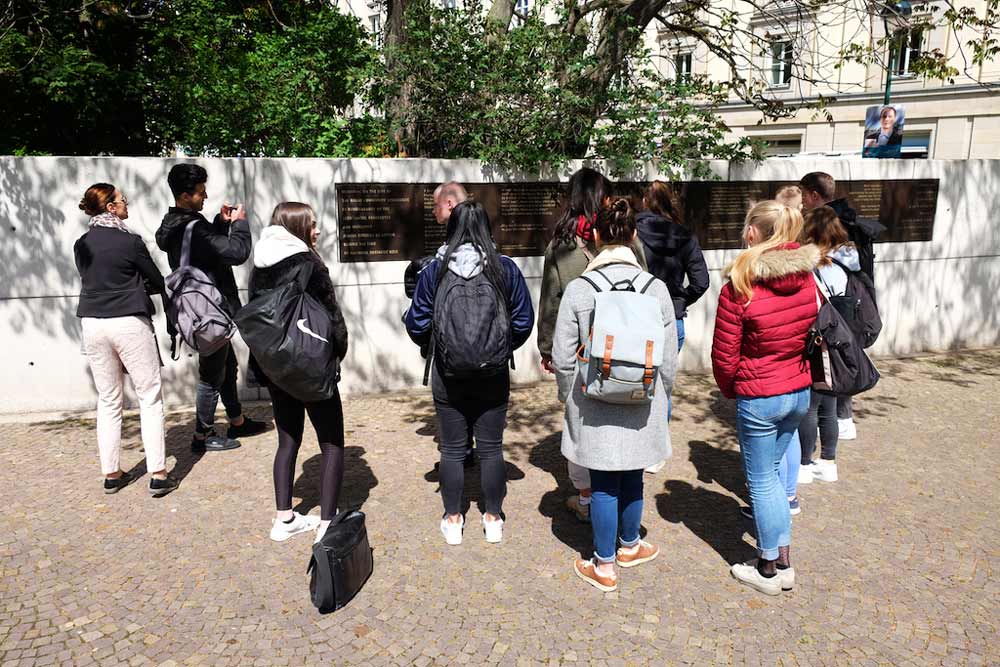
[712, 200, 819, 596]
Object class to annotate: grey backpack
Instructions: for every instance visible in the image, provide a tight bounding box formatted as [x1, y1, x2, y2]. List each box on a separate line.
[576, 267, 665, 404]
[164, 221, 236, 358]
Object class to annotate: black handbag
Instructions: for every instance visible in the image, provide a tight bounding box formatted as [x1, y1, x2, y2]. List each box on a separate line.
[307, 510, 373, 613]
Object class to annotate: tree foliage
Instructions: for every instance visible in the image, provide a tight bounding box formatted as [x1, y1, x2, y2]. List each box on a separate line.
[0, 1, 379, 156]
[378, 0, 759, 176]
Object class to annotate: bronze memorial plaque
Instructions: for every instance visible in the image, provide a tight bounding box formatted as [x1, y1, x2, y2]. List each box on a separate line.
[336, 178, 938, 261]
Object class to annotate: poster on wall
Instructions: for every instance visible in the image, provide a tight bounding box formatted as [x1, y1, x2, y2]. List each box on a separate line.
[863, 104, 905, 158]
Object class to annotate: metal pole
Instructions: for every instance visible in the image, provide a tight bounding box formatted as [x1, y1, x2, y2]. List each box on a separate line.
[883, 18, 894, 106]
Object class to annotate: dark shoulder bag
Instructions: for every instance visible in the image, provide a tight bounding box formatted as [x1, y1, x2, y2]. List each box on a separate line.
[307, 510, 373, 614]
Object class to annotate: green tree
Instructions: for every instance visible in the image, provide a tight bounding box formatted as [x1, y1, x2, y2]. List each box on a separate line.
[0, 1, 380, 156]
[379, 0, 756, 176]
[380, 0, 1000, 173]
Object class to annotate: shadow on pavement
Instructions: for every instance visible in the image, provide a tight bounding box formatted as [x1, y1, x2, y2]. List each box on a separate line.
[655, 479, 757, 565]
[293, 445, 379, 516]
[529, 432, 593, 558]
[688, 439, 748, 503]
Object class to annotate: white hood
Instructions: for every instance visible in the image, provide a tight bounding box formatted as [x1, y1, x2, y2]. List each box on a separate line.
[253, 225, 309, 269]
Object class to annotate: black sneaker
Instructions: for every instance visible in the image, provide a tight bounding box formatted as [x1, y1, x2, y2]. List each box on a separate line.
[103, 471, 134, 494]
[149, 475, 179, 498]
[227, 416, 269, 439]
[191, 430, 241, 452]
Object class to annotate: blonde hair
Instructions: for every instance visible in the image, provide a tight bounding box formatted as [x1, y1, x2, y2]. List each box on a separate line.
[726, 200, 804, 303]
[775, 185, 802, 210]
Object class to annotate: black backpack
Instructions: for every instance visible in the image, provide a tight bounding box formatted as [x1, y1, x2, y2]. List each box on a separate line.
[234, 263, 340, 402]
[806, 280, 880, 396]
[817, 258, 883, 349]
[307, 510, 373, 614]
[423, 264, 512, 385]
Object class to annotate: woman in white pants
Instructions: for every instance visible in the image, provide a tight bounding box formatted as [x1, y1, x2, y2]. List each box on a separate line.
[74, 183, 177, 496]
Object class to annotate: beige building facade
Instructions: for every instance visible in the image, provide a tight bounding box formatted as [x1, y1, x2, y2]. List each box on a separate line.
[651, 1, 1000, 159]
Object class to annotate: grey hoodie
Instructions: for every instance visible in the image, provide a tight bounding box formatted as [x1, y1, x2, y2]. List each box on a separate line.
[435, 242, 486, 279]
[816, 245, 861, 296]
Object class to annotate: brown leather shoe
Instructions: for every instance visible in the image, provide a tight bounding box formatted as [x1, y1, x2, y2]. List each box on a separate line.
[615, 540, 660, 568]
[574, 558, 617, 592]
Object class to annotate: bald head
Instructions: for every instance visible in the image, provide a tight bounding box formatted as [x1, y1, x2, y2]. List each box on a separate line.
[433, 181, 469, 224]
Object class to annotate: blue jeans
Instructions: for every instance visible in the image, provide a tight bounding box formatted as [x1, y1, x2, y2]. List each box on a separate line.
[588, 469, 644, 563]
[778, 431, 801, 499]
[736, 389, 810, 560]
[668, 319, 685, 421]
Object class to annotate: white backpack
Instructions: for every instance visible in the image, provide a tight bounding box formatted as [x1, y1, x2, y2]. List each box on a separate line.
[576, 268, 665, 404]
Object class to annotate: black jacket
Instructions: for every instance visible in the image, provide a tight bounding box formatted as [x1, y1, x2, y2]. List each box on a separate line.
[826, 199, 885, 281]
[247, 252, 349, 384]
[635, 211, 710, 319]
[155, 207, 251, 313]
[75, 226, 165, 319]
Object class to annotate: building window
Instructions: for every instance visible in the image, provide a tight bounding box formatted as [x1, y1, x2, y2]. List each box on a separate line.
[901, 130, 931, 158]
[891, 29, 922, 77]
[769, 40, 793, 86]
[674, 52, 692, 81]
[514, 0, 530, 22]
[369, 14, 382, 48]
[760, 136, 802, 157]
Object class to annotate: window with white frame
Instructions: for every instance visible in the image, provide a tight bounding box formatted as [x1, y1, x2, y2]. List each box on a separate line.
[369, 14, 382, 48]
[512, 0, 530, 25]
[769, 39, 793, 86]
[891, 29, 923, 77]
[674, 52, 692, 81]
[901, 130, 931, 158]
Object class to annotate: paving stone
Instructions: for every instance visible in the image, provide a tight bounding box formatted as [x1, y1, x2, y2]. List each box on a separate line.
[0, 351, 997, 665]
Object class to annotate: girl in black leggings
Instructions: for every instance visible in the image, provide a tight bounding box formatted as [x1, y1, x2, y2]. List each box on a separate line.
[405, 201, 535, 546]
[248, 202, 349, 543]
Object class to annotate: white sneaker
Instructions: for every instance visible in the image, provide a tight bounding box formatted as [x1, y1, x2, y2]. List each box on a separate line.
[798, 462, 815, 484]
[440, 517, 464, 546]
[812, 459, 839, 482]
[482, 516, 504, 544]
[270, 512, 321, 542]
[838, 418, 857, 440]
[644, 460, 665, 474]
[730, 561, 781, 596]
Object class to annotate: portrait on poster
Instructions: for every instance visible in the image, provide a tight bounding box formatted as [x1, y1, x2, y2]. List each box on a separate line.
[863, 104, 905, 158]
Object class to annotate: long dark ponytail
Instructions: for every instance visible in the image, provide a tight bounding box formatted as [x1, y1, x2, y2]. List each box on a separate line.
[438, 201, 506, 294]
[552, 167, 612, 247]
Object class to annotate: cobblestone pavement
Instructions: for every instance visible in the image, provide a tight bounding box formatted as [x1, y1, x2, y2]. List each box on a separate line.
[0, 350, 997, 667]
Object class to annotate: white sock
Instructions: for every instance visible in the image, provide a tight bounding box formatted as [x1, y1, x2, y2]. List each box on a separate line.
[578, 495, 591, 506]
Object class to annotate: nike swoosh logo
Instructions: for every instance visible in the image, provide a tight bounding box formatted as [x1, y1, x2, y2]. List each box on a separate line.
[296, 318, 328, 343]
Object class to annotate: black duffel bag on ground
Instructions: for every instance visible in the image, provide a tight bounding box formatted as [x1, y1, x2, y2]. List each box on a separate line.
[307, 510, 373, 614]
[234, 262, 340, 402]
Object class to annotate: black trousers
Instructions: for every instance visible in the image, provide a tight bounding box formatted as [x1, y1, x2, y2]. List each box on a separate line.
[270, 384, 345, 521]
[195, 342, 241, 433]
[800, 391, 839, 462]
[432, 371, 509, 517]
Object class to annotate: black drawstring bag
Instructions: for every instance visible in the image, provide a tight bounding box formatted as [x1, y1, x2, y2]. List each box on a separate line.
[307, 510, 373, 613]
[234, 262, 340, 402]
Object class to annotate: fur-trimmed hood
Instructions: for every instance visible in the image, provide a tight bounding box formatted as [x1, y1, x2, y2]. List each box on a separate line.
[726, 242, 821, 295]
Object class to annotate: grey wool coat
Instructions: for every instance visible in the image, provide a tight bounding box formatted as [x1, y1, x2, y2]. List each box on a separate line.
[553, 258, 679, 471]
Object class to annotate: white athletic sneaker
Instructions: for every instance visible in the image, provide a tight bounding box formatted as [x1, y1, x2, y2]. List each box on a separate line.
[644, 460, 666, 474]
[812, 459, 839, 482]
[482, 516, 504, 544]
[798, 462, 815, 484]
[440, 517, 464, 546]
[269, 512, 321, 542]
[838, 418, 857, 440]
[730, 561, 781, 596]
